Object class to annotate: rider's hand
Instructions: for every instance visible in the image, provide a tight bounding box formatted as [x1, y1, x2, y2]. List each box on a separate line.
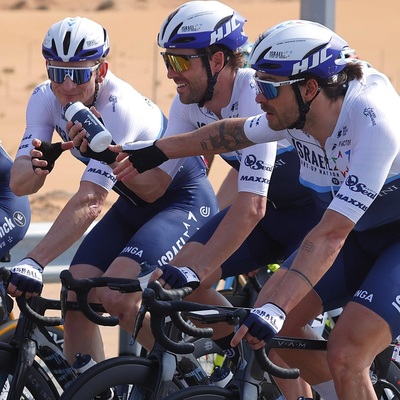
[121, 140, 169, 173]
[159, 264, 200, 290]
[231, 303, 286, 349]
[8, 258, 44, 298]
[79, 141, 118, 165]
[31, 139, 72, 173]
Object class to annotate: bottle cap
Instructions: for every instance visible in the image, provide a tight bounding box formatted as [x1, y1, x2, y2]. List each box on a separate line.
[64, 101, 85, 121]
[89, 130, 112, 152]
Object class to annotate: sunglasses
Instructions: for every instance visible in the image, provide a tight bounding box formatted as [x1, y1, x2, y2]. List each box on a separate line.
[47, 64, 100, 85]
[254, 76, 305, 99]
[160, 52, 208, 73]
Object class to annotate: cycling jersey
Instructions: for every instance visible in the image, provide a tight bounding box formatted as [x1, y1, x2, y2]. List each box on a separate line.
[162, 68, 321, 275]
[0, 146, 30, 258]
[244, 65, 400, 231]
[16, 71, 219, 269]
[243, 63, 400, 337]
[161, 68, 313, 208]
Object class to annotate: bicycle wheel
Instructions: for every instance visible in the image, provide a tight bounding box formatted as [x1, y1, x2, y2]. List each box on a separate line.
[0, 343, 59, 400]
[374, 360, 400, 400]
[164, 385, 237, 399]
[59, 355, 177, 400]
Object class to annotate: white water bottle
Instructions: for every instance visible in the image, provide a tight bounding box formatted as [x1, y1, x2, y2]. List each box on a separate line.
[73, 354, 115, 400]
[72, 353, 97, 374]
[65, 101, 112, 152]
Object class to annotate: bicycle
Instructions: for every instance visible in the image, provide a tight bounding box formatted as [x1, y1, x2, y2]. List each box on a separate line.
[57, 270, 319, 400]
[201, 268, 400, 400]
[0, 267, 71, 399]
[58, 268, 400, 400]
[0, 267, 137, 400]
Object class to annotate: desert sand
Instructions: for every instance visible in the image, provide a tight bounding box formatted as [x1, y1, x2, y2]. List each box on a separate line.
[2, 0, 400, 357]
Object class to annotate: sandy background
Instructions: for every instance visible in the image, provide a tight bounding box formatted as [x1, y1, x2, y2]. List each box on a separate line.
[2, 0, 400, 357]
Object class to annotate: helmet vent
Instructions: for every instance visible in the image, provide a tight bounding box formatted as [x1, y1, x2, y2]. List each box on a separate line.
[50, 39, 58, 57]
[213, 15, 231, 30]
[303, 43, 326, 60]
[63, 31, 71, 56]
[74, 38, 85, 56]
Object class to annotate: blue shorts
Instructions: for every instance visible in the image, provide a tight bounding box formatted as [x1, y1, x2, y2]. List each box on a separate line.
[0, 146, 30, 259]
[71, 176, 218, 270]
[188, 200, 323, 279]
[0, 192, 30, 259]
[283, 220, 400, 339]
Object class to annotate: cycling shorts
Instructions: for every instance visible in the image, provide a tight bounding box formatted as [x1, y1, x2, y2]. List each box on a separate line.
[283, 219, 400, 339]
[71, 177, 218, 270]
[188, 200, 323, 279]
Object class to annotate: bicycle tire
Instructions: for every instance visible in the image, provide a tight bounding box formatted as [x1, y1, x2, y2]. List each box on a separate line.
[0, 343, 59, 400]
[59, 355, 170, 400]
[164, 385, 237, 399]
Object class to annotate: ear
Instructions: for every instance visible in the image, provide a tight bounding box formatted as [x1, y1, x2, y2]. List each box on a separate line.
[97, 61, 109, 82]
[304, 79, 320, 99]
[209, 51, 226, 74]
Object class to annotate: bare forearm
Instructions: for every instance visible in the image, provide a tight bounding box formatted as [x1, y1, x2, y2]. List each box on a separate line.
[257, 211, 354, 311]
[26, 186, 106, 266]
[10, 156, 46, 195]
[157, 118, 252, 158]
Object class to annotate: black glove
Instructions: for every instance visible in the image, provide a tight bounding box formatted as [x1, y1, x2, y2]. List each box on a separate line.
[79, 145, 117, 165]
[32, 141, 64, 172]
[122, 140, 169, 173]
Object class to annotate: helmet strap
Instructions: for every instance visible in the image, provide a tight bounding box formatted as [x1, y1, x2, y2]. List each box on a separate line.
[87, 80, 99, 108]
[198, 52, 231, 108]
[290, 83, 321, 130]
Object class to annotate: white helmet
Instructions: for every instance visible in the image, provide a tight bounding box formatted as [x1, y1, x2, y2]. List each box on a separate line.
[249, 20, 348, 79]
[158, 1, 247, 50]
[42, 17, 110, 62]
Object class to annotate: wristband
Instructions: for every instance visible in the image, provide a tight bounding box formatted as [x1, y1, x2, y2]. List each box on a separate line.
[123, 140, 169, 173]
[80, 146, 118, 165]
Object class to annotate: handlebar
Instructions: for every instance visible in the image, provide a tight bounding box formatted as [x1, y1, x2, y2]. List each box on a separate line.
[57, 270, 301, 379]
[59, 269, 142, 326]
[0, 267, 63, 326]
[141, 282, 300, 378]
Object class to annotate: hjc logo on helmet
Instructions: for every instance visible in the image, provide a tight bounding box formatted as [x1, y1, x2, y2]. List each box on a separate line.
[291, 46, 333, 76]
[210, 16, 241, 46]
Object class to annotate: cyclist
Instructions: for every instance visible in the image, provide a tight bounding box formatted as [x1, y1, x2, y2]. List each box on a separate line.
[110, 2, 320, 397]
[112, 19, 400, 400]
[0, 145, 30, 261]
[8, 16, 218, 368]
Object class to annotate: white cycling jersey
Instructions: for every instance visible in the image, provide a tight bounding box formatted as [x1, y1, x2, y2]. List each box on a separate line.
[17, 71, 167, 196]
[160, 68, 292, 198]
[244, 64, 400, 230]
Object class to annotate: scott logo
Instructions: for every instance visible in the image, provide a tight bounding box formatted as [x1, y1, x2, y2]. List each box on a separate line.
[210, 16, 241, 45]
[292, 47, 332, 75]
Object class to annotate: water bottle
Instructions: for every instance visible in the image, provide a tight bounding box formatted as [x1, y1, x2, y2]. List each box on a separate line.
[64, 101, 112, 152]
[137, 261, 157, 290]
[73, 353, 97, 374]
[210, 365, 233, 387]
[177, 357, 212, 385]
[73, 354, 115, 400]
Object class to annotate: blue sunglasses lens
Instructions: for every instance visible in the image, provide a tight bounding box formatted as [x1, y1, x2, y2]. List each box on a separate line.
[47, 67, 95, 85]
[256, 80, 278, 99]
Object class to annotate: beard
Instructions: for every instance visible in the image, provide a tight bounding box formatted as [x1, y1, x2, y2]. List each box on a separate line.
[261, 103, 300, 131]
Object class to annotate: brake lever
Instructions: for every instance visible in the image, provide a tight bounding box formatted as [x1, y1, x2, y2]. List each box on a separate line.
[130, 292, 149, 345]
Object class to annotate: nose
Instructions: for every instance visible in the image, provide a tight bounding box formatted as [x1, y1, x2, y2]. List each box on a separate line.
[255, 91, 267, 103]
[167, 67, 180, 80]
[61, 76, 77, 89]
